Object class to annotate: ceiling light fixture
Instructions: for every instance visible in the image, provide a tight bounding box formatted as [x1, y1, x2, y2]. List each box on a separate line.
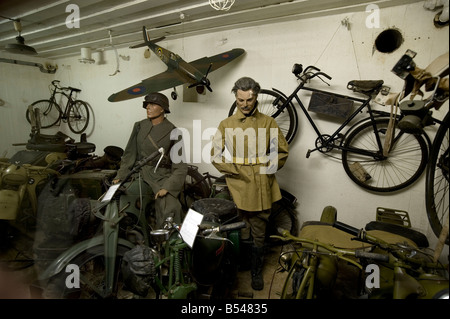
[209, 0, 235, 11]
[4, 19, 38, 55]
[79, 47, 95, 64]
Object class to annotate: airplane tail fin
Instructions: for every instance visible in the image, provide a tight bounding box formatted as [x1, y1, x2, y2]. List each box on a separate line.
[129, 27, 165, 49]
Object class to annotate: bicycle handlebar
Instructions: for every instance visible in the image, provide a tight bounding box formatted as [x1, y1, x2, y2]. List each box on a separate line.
[50, 80, 81, 93]
[295, 64, 332, 82]
[304, 65, 321, 73]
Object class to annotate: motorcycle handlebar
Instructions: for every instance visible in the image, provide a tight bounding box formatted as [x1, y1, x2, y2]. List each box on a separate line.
[333, 221, 361, 237]
[200, 221, 246, 236]
[218, 221, 246, 233]
[355, 250, 389, 262]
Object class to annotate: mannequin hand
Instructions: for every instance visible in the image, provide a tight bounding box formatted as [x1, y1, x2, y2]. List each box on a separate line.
[155, 188, 169, 199]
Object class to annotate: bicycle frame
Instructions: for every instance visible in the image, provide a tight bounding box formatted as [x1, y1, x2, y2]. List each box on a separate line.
[50, 85, 76, 118]
[272, 79, 395, 159]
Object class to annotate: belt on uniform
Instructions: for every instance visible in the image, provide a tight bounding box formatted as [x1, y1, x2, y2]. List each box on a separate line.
[232, 156, 269, 165]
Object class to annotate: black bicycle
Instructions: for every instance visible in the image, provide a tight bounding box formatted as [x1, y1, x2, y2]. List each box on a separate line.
[422, 94, 449, 245]
[229, 64, 429, 192]
[388, 49, 449, 245]
[426, 111, 449, 244]
[26, 80, 90, 134]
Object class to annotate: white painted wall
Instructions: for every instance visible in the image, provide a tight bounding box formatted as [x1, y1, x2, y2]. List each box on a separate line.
[0, 2, 448, 256]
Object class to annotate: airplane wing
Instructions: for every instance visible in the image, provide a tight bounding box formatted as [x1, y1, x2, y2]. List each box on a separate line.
[108, 69, 185, 102]
[108, 48, 245, 102]
[189, 48, 245, 74]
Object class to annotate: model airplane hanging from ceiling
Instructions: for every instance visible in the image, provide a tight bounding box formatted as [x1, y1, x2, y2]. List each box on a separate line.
[108, 26, 245, 102]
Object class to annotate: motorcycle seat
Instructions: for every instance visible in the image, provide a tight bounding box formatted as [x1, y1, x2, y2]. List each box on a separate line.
[26, 131, 74, 152]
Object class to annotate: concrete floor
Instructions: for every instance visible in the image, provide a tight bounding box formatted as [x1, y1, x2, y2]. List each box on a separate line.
[0, 228, 288, 299]
[230, 245, 288, 299]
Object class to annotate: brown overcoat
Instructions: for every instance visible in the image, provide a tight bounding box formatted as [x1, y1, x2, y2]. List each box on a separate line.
[211, 108, 289, 211]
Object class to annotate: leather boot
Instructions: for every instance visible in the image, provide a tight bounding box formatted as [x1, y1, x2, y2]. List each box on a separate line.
[250, 246, 264, 290]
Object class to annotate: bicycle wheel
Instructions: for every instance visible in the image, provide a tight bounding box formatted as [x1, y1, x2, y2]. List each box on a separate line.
[425, 112, 449, 244]
[67, 100, 89, 134]
[26, 99, 61, 128]
[342, 118, 428, 192]
[228, 89, 299, 144]
[43, 244, 132, 299]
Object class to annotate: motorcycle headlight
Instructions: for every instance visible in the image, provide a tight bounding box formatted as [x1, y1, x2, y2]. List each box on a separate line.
[2, 165, 28, 185]
[280, 252, 293, 270]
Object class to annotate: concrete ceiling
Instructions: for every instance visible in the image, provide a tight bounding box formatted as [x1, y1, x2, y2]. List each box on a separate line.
[0, 0, 424, 60]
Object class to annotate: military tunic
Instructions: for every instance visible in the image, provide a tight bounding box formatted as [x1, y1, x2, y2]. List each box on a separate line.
[115, 118, 188, 226]
[211, 108, 289, 212]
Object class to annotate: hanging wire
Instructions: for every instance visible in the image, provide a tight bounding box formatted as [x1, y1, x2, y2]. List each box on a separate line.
[314, 18, 362, 80]
[314, 22, 341, 66]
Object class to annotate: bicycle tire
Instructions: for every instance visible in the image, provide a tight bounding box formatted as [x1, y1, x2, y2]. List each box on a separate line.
[26, 99, 61, 128]
[67, 100, 89, 134]
[43, 244, 131, 299]
[425, 112, 449, 244]
[342, 118, 428, 192]
[228, 89, 299, 144]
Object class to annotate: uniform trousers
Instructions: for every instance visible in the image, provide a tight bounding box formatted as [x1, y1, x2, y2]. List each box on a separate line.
[239, 209, 271, 248]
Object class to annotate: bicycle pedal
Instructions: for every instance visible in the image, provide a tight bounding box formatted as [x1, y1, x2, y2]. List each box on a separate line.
[306, 150, 311, 158]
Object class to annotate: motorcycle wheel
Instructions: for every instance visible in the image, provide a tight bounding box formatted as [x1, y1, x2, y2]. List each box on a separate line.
[43, 244, 132, 299]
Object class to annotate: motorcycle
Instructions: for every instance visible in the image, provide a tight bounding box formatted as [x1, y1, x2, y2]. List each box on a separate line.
[0, 107, 123, 244]
[0, 132, 123, 236]
[273, 206, 449, 299]
[34, 148, 245, 299]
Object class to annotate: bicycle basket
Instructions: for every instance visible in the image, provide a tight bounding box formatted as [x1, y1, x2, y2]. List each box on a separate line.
[308, 92, 354, 119]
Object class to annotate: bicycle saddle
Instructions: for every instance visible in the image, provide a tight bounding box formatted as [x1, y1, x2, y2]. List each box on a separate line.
[68, 86, 81, 93]
[347, 80, 384, 94]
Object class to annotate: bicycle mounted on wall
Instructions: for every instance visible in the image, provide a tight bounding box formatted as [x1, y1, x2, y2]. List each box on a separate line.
[229, 64, 429, 193]
[25, 80, 90, 134]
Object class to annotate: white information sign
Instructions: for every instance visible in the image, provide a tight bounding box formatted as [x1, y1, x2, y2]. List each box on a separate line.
[180, 208, 204, 248]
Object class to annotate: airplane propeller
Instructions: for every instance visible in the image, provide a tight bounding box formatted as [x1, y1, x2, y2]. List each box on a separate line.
[189, 63, 213, 93]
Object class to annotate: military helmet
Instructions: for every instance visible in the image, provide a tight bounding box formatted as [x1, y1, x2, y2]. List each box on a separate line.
[143, 92, 170, 113]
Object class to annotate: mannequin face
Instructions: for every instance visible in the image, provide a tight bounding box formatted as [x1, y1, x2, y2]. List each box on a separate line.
[146, 103, 164, 120]
[235, 89, 257, 115]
